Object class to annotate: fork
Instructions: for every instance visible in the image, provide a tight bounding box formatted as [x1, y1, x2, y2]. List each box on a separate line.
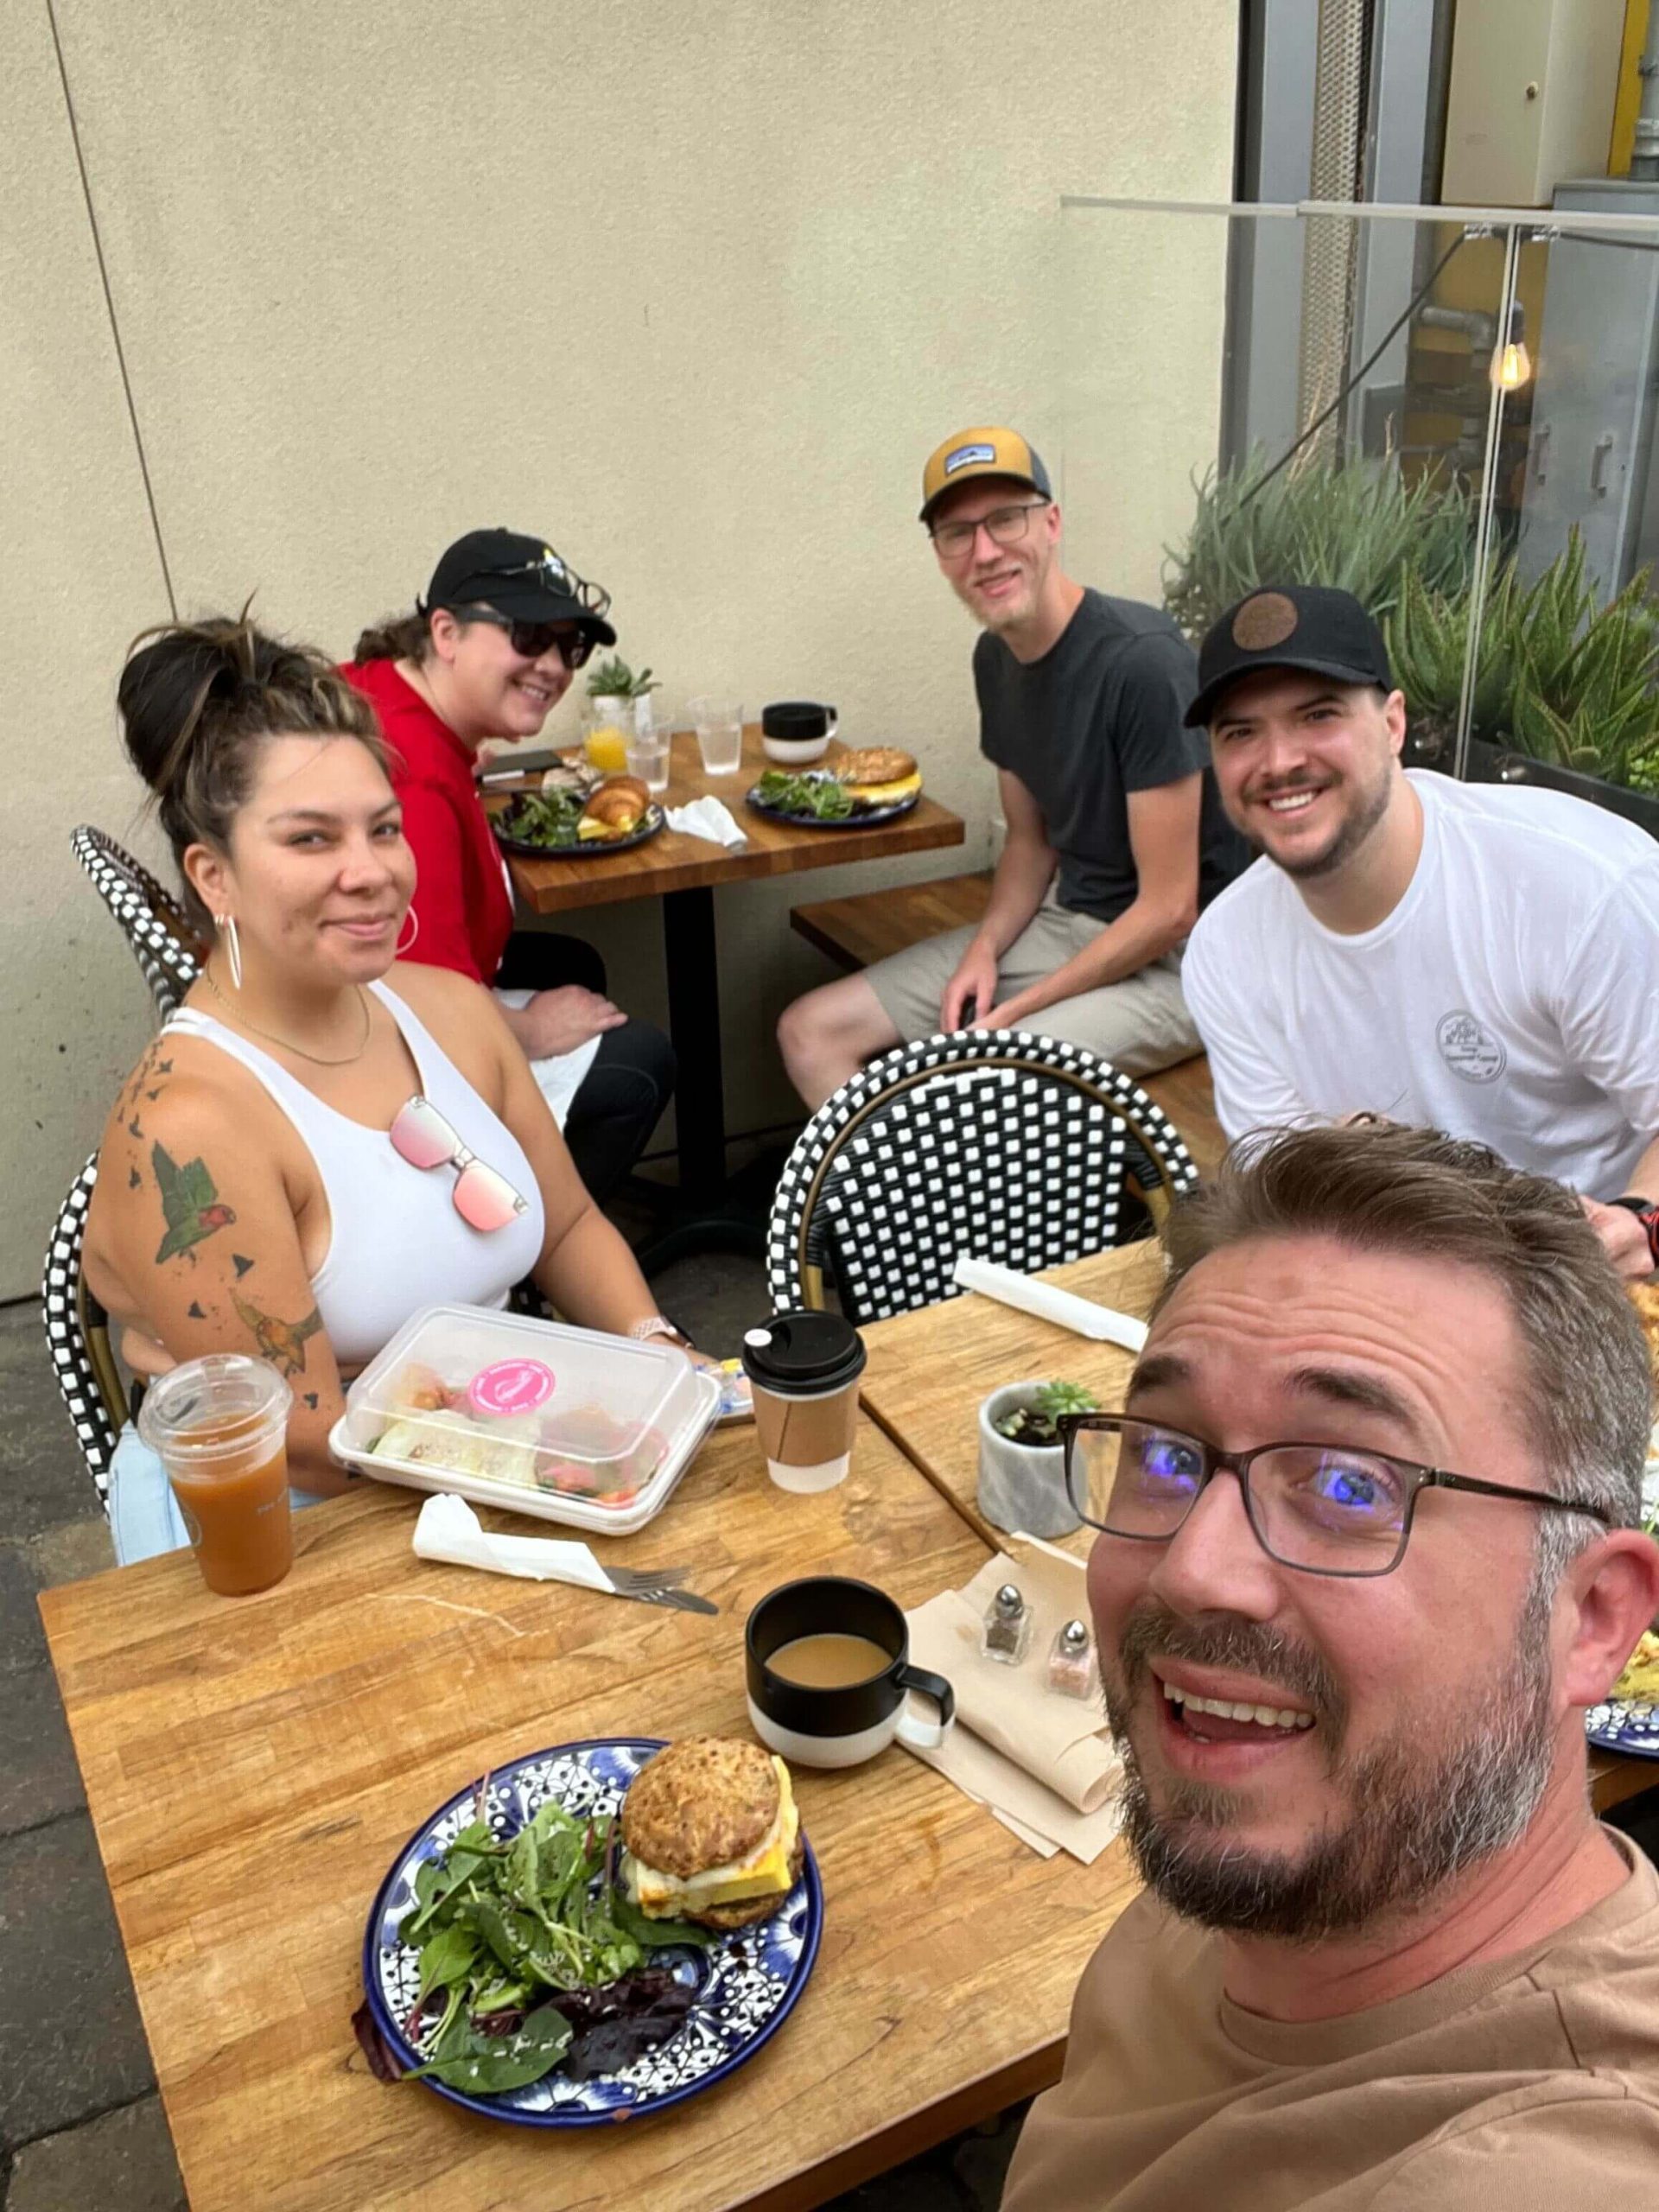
[601, 1563, 694, 1593]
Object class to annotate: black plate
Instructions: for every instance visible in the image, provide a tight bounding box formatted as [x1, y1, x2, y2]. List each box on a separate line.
[744, 778, 920, 830]
[492, 801, 665, 859]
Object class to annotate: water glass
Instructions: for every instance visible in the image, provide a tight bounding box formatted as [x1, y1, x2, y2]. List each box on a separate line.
[626, 727, 671, 794]
[689, 697, 744, 776]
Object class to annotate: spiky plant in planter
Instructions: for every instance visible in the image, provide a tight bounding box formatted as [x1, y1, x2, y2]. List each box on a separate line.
[993, 1380, 1100, 1448]
[1162, 450, 1476, 644]
[586, 654, 660, 704]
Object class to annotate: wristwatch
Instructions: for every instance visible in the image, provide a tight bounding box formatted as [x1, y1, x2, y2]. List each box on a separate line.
[1608, 1195, 1659, 1269]
[627, 1314, 694, 1351]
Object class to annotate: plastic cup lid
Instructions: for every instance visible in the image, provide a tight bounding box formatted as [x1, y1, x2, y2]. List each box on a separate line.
[741, 1311, 866, 1391]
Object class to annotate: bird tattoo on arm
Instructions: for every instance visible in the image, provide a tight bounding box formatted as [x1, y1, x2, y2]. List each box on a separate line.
[232, 1294, 324, 1377]
[151, 1143, 237, 1264]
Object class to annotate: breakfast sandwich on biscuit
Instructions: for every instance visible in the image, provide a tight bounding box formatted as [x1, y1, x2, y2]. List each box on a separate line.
[620, 1737, 803, 1931]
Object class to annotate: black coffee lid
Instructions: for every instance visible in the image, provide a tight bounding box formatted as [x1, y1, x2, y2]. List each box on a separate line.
[741, 1310, 866, 1391]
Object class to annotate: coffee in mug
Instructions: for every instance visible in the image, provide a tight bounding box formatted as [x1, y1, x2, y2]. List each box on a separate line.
[741, 1312, 866, 1492]
[747, 1577, 954, 1769]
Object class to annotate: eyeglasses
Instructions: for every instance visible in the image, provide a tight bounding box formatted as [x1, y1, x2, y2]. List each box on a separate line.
[929, 499, 1051, 562]
[488, 547, 613, 620]
[1056, 1414, 1611, 1580]
[455, 607, 594, 668]
[388, 1096, 530, 1233]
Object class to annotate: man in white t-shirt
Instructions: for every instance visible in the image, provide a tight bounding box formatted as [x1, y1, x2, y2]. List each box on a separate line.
[1180, 583, 1659, 1276]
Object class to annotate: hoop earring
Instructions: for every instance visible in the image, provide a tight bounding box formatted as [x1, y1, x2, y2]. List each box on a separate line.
[395, 906, 420, 958]
[216, 913, 243, 991]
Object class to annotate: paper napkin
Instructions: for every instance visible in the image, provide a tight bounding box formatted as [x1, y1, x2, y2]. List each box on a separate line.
[412, 1491, 613, 1590]
[903, 1536, 1125, 1863]
[665, 796, 747, 849]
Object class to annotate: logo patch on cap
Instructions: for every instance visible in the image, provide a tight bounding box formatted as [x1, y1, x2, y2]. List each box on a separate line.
[944, 442, 998, 475]
[1232, 591, 1300, 652]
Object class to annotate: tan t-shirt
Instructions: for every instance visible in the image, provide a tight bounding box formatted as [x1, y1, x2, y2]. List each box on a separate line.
[1002, 1832, 1659, 2210]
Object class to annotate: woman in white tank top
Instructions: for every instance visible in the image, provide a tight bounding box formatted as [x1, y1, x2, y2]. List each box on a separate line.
[84, 615, 701, 1560]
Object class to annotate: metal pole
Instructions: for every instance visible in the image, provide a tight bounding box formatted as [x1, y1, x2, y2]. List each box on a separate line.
[1632, 3, 1659, 181]
[1452, 221, 1521, 785]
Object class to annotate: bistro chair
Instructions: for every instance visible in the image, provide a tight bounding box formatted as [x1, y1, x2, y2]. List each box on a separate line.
[766, 1029, 1199, 1324]
[73, 824, 203, 1020]
[42, 1154, 127, 1506]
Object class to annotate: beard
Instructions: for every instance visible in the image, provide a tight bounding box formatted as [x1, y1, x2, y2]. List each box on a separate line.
[1105, 1586, 1558, 1942]
[1244, 760, 1393, 881]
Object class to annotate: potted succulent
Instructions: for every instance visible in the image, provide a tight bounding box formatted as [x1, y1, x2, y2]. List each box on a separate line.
[976, 1379, 1099, 1540]
[582, 655, 662, 773]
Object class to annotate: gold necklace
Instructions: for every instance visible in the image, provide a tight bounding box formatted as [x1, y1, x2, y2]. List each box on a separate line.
[199, 967, 374, 1067]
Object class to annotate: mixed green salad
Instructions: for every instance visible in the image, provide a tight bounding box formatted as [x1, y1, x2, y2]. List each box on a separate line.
[751, 769, 854, 820]
[494, 789, 587, 850]
[354, 1798, 710, 2095]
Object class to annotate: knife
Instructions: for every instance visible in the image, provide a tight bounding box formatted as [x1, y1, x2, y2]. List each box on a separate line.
[616, 1583, 718, 1616]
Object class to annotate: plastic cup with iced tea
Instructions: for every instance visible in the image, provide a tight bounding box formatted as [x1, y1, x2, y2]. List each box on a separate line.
[137, 1353, 295, 1594]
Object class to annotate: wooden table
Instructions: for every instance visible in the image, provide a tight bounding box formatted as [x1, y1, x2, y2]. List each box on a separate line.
[494, 728, 964, 1202]
[39, 1419, 1135, 2212]
[860, 1243, 1658, 1818]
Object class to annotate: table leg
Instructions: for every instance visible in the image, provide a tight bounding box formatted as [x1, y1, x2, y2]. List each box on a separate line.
[662, 885, 727, 1199]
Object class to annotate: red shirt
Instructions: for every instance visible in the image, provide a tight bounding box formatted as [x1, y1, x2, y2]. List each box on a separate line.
[340, 659, 514, 985]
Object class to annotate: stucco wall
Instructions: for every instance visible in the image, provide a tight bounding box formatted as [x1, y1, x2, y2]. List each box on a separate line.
[5, 0, 1236, 1300]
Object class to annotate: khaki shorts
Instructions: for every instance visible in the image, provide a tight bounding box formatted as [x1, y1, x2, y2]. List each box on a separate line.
[864, 894, 1200, 1077]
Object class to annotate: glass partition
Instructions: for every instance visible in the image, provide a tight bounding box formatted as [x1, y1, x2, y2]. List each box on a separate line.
[1059, 196, 1659, 825]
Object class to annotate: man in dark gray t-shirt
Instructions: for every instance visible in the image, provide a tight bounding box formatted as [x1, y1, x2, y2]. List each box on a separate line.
[779, 423, 1247, 1108]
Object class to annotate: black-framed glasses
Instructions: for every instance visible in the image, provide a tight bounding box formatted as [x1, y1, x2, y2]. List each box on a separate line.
[1056, 1414, 1612, 1580]
[929, 499, 1051, 560]
[487, 547, 613, 620]
[454, 607, 594, 668]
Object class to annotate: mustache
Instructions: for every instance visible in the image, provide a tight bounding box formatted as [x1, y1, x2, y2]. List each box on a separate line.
[1116, 1598, 1346, 1731]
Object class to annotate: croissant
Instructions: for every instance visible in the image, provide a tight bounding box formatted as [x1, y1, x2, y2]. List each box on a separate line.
[581, 777, 650, 831]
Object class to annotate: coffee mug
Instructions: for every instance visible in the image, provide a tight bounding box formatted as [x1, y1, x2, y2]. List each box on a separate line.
[760, 700, 839, 764]
[746, 1575, 954, 1770]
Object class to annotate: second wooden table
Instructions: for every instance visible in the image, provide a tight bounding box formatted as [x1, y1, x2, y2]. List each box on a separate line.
[497, 727, 963, 1204]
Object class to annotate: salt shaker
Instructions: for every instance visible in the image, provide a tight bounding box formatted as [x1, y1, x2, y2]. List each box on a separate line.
[1048, 1618, 1098, 1700]
[982, 1582, 1033, 1665]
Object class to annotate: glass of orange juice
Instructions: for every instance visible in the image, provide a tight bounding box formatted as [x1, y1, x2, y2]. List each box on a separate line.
[137, 1354, 295, 1595]
[582, 698, 638, 774]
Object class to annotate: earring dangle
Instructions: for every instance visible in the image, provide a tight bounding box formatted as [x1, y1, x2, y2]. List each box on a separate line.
[217, 913, 243, 991]
[395, 907, 420, 957]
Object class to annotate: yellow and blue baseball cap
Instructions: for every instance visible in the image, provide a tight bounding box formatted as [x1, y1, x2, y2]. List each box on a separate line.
[918, 426, 1053, 524]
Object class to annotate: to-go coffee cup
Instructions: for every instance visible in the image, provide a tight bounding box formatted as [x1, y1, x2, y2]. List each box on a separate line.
[747, 1576, 955, 1769]
[760, 700, 839, 764]
[741, 1312, 866, 1492]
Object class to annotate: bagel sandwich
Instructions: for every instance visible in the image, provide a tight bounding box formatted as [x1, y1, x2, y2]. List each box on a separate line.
[834, 747, 920, 808]
[620, 1736, 802, 1931]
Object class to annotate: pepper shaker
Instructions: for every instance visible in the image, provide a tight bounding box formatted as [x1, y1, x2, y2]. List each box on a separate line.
[982, 1582, 1033, 1665]
[1048, 1618, 1098, 1700]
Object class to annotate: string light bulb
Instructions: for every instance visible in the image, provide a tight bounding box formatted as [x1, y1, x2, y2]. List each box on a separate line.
[1491, 338, 1532, 391]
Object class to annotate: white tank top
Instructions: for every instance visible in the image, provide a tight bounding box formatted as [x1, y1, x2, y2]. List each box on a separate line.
[163, 981, 546, 1370]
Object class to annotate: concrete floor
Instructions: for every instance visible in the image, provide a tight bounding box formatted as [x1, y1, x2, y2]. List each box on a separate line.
[0, 1227, 1026, 2212]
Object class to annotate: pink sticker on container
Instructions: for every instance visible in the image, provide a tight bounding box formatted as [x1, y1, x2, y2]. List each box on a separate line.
[468, 1358, 556, 1417]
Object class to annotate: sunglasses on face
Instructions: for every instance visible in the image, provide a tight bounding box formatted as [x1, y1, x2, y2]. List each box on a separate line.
[456, 607, 594, 668]
[389, 1096, 529, 1233]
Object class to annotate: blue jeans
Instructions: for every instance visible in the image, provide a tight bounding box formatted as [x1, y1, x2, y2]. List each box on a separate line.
[108, 1424, 329, 1566]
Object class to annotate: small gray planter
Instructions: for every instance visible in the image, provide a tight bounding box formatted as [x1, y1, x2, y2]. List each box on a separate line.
[976, 1380, 1083, 1540]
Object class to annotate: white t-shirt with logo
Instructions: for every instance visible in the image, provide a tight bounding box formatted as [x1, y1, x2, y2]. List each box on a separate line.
[1182, 770, 1659, 1197]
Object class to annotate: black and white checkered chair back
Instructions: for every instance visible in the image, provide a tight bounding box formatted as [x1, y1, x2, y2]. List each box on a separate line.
[42, 1154, 125, 1503]
[73, 825, 202, 1020]
[767, 1030, 1199, 1324]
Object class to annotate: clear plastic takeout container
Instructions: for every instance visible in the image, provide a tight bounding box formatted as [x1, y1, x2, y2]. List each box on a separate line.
[329, 1305, 720, 1535]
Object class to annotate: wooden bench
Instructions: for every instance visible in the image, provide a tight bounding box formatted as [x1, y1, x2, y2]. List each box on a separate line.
[790, 871, 1225, 1172]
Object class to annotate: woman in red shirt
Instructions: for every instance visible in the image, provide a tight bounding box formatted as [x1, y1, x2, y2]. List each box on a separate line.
[343, 529, 674, 1205]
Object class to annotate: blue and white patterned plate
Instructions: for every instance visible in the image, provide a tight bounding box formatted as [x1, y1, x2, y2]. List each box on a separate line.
[361, 1736, 821, 2126]
[1586, 1699, 1659, 1759]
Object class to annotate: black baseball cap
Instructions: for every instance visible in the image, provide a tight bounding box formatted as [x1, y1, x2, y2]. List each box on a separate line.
[421, 528, 617, 645]
[1185, 584, 1393, 728]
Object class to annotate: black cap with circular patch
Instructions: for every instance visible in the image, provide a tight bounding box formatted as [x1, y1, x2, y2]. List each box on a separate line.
[1185, 583, 1392, 728]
